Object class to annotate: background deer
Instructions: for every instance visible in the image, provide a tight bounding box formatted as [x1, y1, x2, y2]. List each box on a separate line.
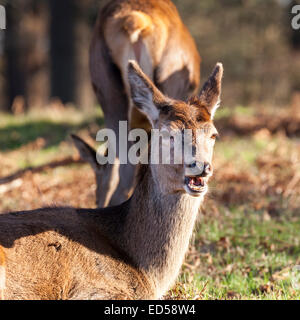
[0, 61, 222, 300]
[88, 0, 200, 207]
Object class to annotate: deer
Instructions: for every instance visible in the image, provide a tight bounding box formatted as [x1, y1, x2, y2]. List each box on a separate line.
[0, 61, 223, 300]
[88, 0, 201, 207]
[0, 246, 5, 300]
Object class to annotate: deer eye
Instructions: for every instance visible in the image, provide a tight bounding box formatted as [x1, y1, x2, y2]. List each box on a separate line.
[211, 133, 219, 140]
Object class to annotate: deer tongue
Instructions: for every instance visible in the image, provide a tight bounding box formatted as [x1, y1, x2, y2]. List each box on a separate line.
[189, 176, 204, 187]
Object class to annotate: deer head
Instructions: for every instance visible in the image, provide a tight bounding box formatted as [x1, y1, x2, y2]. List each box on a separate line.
[128, 60, 223, 197]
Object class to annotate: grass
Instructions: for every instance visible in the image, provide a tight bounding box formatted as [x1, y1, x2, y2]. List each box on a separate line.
[215, 136, 269, 165]
[214, 104, 256, 120]
[0, 106, 299, 300]
[168, 207, 300, 300]
[0, 107, 104, 151]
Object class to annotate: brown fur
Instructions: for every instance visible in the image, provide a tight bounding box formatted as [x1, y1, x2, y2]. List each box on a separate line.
[0, 206, 155, 300]
[89, 0, 201, 207]
[0, 246, 5, 300]
[122, 10, 153, 42]
[1, 62, 222, 300]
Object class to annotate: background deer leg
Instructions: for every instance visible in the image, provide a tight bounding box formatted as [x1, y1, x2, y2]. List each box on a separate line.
[90, 20, 130, 207]
[108, 105, 151, 206]
[108, 161, 136, 206]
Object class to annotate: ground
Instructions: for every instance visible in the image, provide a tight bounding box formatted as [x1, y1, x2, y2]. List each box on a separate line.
[0, 103, 299, 300]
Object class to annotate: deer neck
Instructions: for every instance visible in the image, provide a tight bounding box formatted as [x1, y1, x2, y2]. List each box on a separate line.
[120, 165, 203, 298]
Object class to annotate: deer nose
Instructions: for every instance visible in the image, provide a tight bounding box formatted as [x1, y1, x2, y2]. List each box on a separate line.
[203, 162, 212, 177]
[185, 161, 212, 177]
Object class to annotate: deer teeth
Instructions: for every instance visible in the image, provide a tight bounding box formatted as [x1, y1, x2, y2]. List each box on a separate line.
[185, 176, 206, 193]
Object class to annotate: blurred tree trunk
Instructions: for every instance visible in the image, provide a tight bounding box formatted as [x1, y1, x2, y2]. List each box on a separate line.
[49, 0, 76, 105]
[50, 0, 97, 109]
[23, 1, 49, 110]
[4, 0, 49, 112]
[74, 0, 96, 110]
[4, 1, 25, 111]
[3, 0, 98, 111]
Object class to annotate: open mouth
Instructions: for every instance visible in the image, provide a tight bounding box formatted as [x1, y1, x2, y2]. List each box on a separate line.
[184, 176, 207, 195]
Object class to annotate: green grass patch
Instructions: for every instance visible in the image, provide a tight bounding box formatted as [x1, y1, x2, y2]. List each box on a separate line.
[214, 105, 255, 121]
[169, 206, 300, 299]
[0, 108, 104, 151]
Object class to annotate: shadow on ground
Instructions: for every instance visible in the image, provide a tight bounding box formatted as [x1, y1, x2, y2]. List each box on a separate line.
[0, 116, 104, 151]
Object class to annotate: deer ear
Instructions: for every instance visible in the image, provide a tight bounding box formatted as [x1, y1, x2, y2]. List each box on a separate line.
[128, 60, 165, 125]
[198, 63, 223, 119]
[71, 134, 99, 171]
